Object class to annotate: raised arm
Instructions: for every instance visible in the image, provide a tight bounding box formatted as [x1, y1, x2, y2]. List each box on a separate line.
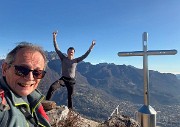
[52, 31, 65, 59]
[76, 40, 96, 63]
[53, 31, 60, 52]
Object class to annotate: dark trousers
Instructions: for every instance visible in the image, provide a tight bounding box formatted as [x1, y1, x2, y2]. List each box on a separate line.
[46, 76, 75, 109]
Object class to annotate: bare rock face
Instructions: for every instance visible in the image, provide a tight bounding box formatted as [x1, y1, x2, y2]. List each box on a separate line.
[42, 101, 69, 126]
[42, 101, 140, 127]
[46, 105, 69, 126]
[102, 115, 141, 127]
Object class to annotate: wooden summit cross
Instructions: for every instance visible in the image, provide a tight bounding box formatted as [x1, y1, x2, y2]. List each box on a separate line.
[117, 32, 177, 127]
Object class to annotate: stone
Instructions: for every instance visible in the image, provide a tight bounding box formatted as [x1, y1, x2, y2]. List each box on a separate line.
[42, 100, 57, 111]
[46, 105, 69, 126]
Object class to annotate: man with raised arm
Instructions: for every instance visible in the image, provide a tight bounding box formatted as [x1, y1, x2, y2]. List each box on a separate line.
[46, 32, 96, 109]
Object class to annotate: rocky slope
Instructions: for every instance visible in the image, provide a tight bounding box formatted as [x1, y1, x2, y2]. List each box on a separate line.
[42, 101, 140, 127]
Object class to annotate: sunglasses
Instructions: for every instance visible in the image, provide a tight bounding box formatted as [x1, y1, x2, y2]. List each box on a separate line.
[10, 64, 46, 79]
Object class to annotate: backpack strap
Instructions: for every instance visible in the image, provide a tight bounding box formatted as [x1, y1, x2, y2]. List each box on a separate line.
[19, 106, 40, 127]
[0, 86, 39, 126]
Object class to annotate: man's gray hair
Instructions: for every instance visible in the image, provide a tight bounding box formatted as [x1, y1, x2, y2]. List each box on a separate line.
[5, 42, 47, 67]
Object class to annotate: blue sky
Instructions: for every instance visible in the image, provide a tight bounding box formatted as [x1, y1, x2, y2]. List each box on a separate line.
[0, 0, 179, 74]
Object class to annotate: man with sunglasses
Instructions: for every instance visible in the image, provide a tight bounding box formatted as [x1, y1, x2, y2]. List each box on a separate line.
[46, 32, 96, 109]
[0, 42, 51, 127]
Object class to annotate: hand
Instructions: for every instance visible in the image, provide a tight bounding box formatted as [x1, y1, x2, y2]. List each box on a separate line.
[53, 31, 58, 42]
[92, 40, 96, 46]
[53, 31, 57, 37]
[89, 40, 96, 50]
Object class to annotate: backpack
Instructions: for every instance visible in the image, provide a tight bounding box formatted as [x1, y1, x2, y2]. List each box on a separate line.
[0, 89, 10, 111]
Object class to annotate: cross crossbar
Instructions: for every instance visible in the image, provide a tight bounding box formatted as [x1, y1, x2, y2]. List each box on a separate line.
[118, 49, 177, 56]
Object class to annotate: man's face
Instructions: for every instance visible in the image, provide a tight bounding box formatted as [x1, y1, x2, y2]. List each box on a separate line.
[2, 48, 45, 96]
[67, 49, 75, 58]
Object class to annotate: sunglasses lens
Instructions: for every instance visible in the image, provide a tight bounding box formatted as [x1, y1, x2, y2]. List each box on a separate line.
[14, 65, 46, 79]
[14, 66, 29, 77]
[33, 70, 46, 79]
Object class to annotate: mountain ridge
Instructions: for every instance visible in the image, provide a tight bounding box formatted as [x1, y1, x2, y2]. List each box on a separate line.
[0, 51, 180, 122]
[37, 51, 180, 121]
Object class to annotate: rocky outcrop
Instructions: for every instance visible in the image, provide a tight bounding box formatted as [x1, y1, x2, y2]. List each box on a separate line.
[42, 101, 69, 126]
[42, 100, 98, 127]
[102, 115, 140, 127]
[42, 101, 140, 127]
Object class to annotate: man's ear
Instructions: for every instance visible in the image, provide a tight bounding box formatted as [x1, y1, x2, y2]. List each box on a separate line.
[2, 63, 9, 76]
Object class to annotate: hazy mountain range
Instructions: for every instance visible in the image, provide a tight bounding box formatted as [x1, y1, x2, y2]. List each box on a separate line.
[0, 51, 180, 121]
